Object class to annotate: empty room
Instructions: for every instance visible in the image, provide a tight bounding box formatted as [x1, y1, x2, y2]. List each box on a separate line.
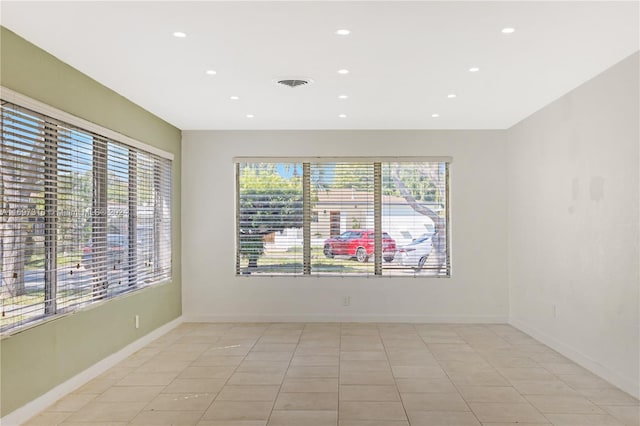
[0, 1, 638, 425]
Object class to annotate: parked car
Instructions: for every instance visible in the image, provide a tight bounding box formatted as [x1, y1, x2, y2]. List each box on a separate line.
[82, 234, 128, 269]
[323, 230, 396, 263]
[397, 233, 433, 270]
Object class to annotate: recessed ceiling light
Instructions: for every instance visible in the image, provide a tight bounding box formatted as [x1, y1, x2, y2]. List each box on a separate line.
[338, 95, 348, 99]
[338, 114, 347, 118]
[432, 113, 440, 118]
[469, 67, 480, 72]
[335, 29, 351, 36]
[173, 31, 187, 38]
[246, 114, 254, 118]
[205, 70, 217, 75]
[447, 94, 457, 99]
[230, 96, 239, 100]
[502, 27, 515, 34]
[337, 69, 350, 75]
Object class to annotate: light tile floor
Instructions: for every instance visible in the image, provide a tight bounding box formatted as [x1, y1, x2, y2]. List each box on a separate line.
[24, 323, 639, 426]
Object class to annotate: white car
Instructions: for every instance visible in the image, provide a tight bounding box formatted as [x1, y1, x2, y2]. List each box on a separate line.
[397, 233, 433, 270]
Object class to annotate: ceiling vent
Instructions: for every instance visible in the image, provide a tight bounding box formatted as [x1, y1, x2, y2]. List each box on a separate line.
[276, 79, 311, 88]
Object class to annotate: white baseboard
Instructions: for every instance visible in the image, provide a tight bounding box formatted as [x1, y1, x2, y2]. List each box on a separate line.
[1, 316, 183, 426]
[509, 318, 639, 399]
[184, 313, 508, 323]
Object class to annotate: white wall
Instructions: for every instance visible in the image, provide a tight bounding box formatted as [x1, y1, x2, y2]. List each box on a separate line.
[182, 130, 508, 323]
[507, 52, 640, 397]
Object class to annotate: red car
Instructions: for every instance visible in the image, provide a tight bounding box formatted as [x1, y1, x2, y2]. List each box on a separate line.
[323, 230, 396, 263]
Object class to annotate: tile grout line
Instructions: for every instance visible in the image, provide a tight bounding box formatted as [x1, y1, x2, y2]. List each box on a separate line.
[191, 323, 266, 425]
[264, 322, 304, 426]
[504, 324, 595, 425]
[438, 324, 552, 425]
[380, 323, 410, 425]
[137, 328, 218, 425]
[418, 323, 484, 426]
[112, 327, 196, 424]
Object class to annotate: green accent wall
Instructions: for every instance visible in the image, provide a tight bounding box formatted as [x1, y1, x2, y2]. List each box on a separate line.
[0, 27, 182, 417]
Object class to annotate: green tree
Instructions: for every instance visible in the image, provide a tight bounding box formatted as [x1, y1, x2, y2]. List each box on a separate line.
[238, 164, 302, 271]
[331, 163, 372, 191]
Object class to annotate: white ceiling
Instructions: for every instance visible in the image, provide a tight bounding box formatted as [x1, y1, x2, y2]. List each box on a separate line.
[2, 1, 638, 130]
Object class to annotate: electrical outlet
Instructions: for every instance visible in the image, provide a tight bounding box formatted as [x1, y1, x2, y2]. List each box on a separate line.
[135, 315, 140, 329]
[343, 296, 351, 307]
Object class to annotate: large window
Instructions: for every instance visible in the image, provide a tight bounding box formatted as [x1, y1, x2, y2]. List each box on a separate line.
[0, 99, 172, 334]
[236, 158, 450, 277]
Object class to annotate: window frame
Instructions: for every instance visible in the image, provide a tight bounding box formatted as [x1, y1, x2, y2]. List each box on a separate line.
[235, 157, 451, 278]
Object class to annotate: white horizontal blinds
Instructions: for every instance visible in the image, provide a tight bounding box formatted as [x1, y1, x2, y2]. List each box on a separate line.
[236, 162, 303, 275]
[0, 100, 172, 334]
[55, 124, 102, 310]
[136, 152, 154, 283]
[0, 103, 47, 330]
[382, 162, 450, 277]
[115, 150, 172, 287]
[104, 142, 131, 294]
[310, 162, 374, 276]
[105, 148, 171, 288]
[152, 153, 172, 283]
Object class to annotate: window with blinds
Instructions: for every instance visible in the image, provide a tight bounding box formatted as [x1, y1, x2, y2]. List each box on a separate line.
[236, 163, 303, 275]
[0, 100, 172, 334]
[311, 162, 375, 276]
[235, 158, 450, 277]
